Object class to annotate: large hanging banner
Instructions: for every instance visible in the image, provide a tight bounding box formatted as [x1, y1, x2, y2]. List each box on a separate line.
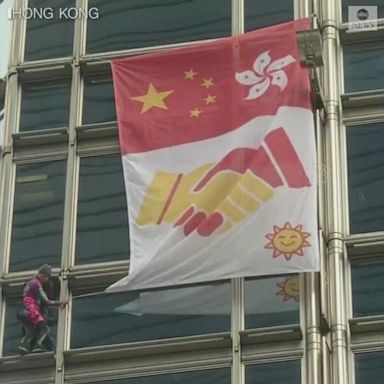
[110, 19, 319, 292]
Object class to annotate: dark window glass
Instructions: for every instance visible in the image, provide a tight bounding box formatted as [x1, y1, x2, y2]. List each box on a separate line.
[88, 369, 231, 384]
[86, 0, 231, 54]
[10, 161, 66, 272]
[355, 351, 384, 384]
[246, 360, 301, 384]
[245, 275, 300, 328]
[2, 300, 23, 357]
[71, 283, 230, 348]
[76, 155, 129, 264]
[351, 262, 384, 317]
[342, 1, 384, 21]
[347, 124, 384, 233]
[82, 76, 116, 125]
[2, 298, 58, 356]
[24, 0, 74, 61]
[20, 81, 71, 132]
[245, 0, 293, 32]
[344, 42, 384, 93]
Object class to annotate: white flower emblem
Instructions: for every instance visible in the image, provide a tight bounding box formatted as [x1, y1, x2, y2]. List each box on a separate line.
[235, 51, 296, 100]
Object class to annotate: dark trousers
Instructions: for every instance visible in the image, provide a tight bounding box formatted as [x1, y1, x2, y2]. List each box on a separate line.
[17, 308, 54, 353]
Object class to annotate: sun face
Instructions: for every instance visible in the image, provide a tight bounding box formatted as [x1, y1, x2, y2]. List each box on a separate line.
[276, 276, 300, 302]
[265, 222, 311, 260]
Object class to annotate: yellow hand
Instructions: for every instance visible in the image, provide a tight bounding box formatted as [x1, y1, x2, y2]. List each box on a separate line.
[136, 165, 274, 235]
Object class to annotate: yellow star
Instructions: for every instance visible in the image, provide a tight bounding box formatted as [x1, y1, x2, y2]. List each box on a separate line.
[190, 108, 203, 117]
[131, 83, 174, 113]
[184, 69, 197, 80]
[202, 78, 214, 88]
[204, 95, 216, 104]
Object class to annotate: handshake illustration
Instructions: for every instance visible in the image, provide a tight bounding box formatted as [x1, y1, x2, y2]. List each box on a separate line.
[136, 128, 310, 236]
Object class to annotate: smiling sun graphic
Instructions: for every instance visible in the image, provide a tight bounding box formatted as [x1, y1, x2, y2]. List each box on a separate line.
[276, 276, 300, 302]
[265, 222, 311, 260]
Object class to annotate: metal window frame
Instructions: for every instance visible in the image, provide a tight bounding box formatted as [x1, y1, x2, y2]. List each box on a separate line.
[342, 120, 384, 238]
[65, 363, 233, 384]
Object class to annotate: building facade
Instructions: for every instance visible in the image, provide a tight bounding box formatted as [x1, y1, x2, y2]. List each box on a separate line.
[0, 0, 383, 383]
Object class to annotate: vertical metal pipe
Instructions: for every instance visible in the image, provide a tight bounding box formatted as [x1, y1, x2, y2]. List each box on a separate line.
[296, 0, 324, 377]
[305, 272, 322, 384]
[231, 0, 244, 36]
[230, 2, 245, 384]
[55, 1, 85, 383]
[321, 0, 349, 383]
[0, 74, 19, 275]
[231, 278, 244, 384]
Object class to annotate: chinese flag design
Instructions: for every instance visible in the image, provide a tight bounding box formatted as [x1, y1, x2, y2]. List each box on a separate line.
[109, 19, 319, 292]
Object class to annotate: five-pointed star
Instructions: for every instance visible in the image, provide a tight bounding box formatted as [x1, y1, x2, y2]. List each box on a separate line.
[184, 68, 197, 80]
[131, 83, 174, 113]
[204, 94, 216, 104]
[190, 108, 203, 117]
[202, 78, 214, 88]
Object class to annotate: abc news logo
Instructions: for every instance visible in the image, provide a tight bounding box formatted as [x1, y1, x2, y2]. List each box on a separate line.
[356, 8, 370, 20]
[348, 6, 378, 31]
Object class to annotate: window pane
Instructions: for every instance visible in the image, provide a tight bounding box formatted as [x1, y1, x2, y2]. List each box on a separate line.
[344, 42, 384, 93]
[347, 124, 384, 233]
[86, 0, 231, 54]
[246, 360, 301, 384]
[355, 352, 384, 384]
[245, 0, 293, 32]
[2, 300, 22, 356]
[351, 262, 384, 317]
[10, 161, 66, 272]
[71, 283, 230, 348]
[342, 1, 384, 21]
[245, 275, 300, 328]
[82, 76, 116, 125]
[76, 155, 129, 264]
[24, 0, 74, 61]
[88, 369, 231, 384]
[20, 81, 71, 132]
[2, 298, 58, 356]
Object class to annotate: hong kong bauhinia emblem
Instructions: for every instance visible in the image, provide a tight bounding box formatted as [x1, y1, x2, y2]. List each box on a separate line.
[235, 51, 296, 100]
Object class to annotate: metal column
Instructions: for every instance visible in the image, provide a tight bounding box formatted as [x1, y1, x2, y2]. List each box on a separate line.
[321, 0, 349, 382]
[305, 272, 322, 384]
[231, 2, 244, 384]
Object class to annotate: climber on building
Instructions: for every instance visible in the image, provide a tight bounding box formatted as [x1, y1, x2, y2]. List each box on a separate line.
[17, 264, 68, 354]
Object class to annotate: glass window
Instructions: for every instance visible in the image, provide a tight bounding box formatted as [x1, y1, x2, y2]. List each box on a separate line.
[344, 42, 384, 93]
[76, 155, 129, 264]
[20, 81, 71, 132]
[245, 0, 293, 32]
[10, 161, 66, 272]
[355, 351, 384, 384]
[245, 275, 300, 328]
[246, 360, 301, 384]
[2, 296, 58, 356]
[342, 1, 384, 21]
[24, 0, 74, 61]
[82, 76, 116, 125]
[87, 369, 231, 384]
[2, 299, 22, 357]
[351, 261, 384, 317]
[347, 123, 384, 234]
[71, 283, 230, 348]
[86, 0, 231, 54]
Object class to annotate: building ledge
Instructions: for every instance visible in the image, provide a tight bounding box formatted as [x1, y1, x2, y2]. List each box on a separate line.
[0, 352, 55, 373]
[64, 332, 231, 365]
